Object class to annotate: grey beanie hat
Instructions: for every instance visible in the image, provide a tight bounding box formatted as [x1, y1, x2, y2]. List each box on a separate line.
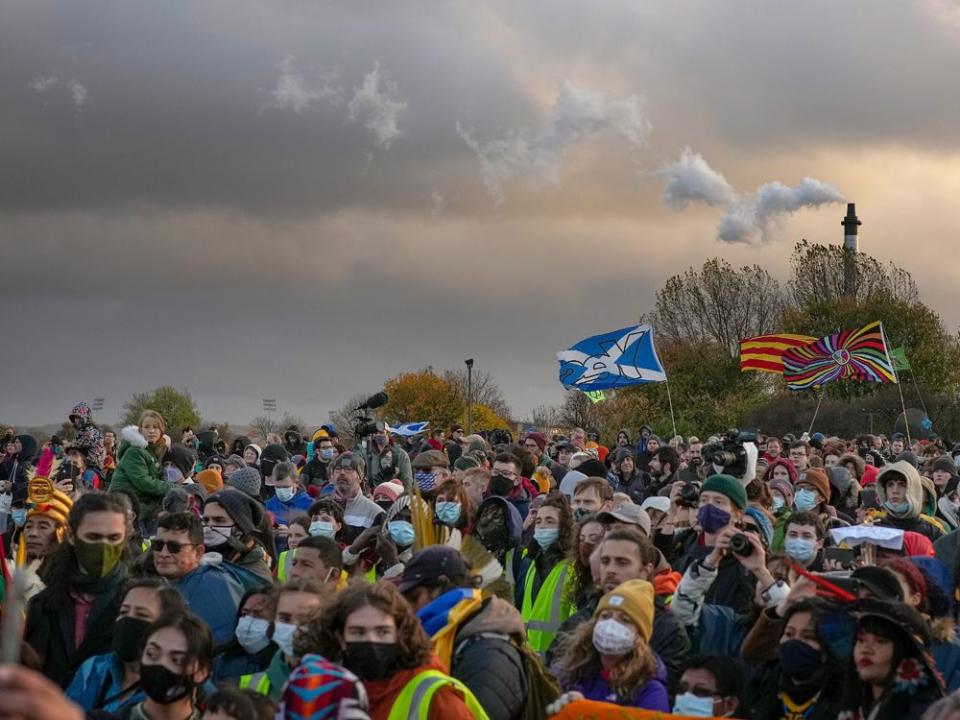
[227, 465, 263, 498]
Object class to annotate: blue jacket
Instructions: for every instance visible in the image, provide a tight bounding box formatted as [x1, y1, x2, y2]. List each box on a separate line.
[174, 564, 244, 647]
[266, 490, 313, 528]
[66, 651, 144, 714]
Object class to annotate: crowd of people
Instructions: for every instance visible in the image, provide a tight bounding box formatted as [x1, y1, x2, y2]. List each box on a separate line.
[3, 403, 960, 719]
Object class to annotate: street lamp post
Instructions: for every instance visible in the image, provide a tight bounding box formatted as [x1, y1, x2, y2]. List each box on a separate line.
[465, 359, 474, 435]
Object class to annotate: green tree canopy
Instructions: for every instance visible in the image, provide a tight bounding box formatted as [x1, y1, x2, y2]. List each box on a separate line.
[121, 386, 201, 433]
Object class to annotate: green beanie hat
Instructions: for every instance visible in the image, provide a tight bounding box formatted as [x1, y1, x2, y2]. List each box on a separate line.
[702, 474, 748, 510]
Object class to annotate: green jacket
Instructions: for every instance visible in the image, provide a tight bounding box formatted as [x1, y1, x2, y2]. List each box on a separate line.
[108, 426, 168, 519]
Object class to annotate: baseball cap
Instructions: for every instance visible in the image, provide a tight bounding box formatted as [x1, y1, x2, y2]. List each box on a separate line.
[397, 546, 470, 593]
[596, 504, 651, 536]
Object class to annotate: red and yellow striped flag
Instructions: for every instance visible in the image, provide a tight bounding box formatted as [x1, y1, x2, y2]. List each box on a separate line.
[740, 333, 816, 374]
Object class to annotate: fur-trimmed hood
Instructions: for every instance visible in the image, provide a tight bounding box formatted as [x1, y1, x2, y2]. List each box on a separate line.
[877, 461, 924, 519]
[119, 425, 148, 450]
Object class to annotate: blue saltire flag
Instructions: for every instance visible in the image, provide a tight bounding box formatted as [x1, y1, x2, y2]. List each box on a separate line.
[557, 323, 667, 391]
[388, 422, 430, 437]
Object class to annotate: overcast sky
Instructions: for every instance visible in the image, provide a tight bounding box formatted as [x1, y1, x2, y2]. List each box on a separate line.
[5, 0, 960, 427]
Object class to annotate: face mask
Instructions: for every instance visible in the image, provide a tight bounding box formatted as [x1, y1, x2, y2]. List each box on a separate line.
[573, 507, 590, 523]
[793, 488, 818, 513]
[113, 616, 152, 663]
[591, 618, 637, 656]
[164, 467, 184, 483]
[533, 527, 560, 550]
[672, 692, 716, 717]
[235, 616, 272, 654]
[697, 504, 732, 534]
[74, 540, 125, 579]
[772, 495, 785, 512]
[342, 641, 398, 681]
[489, 474, 515, 497]
[275, 486, 297, 503]
[372, 436, 387, 452]
[387, 520, 415, 547]
[784, 538, 817, 564]
[139, 663, 196, 704]
[435, 501, 461, 526]
[778, 639, 823, 682]
[884, 499, 911, 515]
[320, 448, 335, 461]
[375, 499, 394, 512]
[11, 508, 27, 527]
[309, 520, 337, 538]
[272, 621, 298, 658]
[203, 525, 233, 548]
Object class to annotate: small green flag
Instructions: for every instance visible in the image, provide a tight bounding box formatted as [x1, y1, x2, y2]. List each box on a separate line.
[584, 390, 606, 404]
[890, 347, 911, 372]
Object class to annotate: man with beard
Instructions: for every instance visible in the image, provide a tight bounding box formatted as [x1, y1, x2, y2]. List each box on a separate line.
[359, 428, 412, 490]
[643, 446, 682, 499]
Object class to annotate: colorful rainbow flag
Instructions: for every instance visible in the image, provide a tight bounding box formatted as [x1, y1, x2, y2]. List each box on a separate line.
[739, 333, 817, 373]
[782, 321, 897, 391]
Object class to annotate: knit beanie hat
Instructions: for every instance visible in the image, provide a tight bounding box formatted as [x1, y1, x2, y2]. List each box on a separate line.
[933, 456, 956, 475]
[373, 480, 404, 502]
[278, 654, 369, 719]
[898, 451, 919, 469]
[223, 454, 246, 470]
[827, 466, 853, 496]
[577, 459, 607, 479]
[195, 468, 224, 495]
[744, 506, 774, 547]
[227, 466, 262, 498]
[801, 468, 831, 501]
[525, 432, 547, 452]
[701, 474, 747, 510]
[768, 476, 794, 507]
[207, 488, 264, 535]
[163, 444, 196, 478]
[595, 579, 655, 643]
[454, 455, 479, 472]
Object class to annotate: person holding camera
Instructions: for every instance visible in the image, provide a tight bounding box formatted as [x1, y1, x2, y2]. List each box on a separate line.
[658, 475, 758, 614]
[357, 428, 412, 491]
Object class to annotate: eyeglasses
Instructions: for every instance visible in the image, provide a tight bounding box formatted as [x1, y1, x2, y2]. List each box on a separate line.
[491, 469, 518, 480]
[152, 539, 196, 554]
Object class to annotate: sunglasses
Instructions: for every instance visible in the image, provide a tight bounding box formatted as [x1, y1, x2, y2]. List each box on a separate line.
[152, 539, 196, 554]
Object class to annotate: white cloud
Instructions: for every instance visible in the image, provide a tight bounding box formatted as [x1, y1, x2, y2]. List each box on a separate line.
[28, 75, 88, 109]
[457, 80, 651, 206]
[347, 61, 406, 148]
[659, 149, 845, 243]
[269, 55, 340, 113]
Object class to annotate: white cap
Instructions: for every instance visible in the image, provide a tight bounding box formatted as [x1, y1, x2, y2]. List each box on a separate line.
[640, 496, 671, 515]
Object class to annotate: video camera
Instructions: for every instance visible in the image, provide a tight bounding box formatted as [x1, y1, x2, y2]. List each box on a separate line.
[702, 428, 758, 479]
[351, 392, 389, 438]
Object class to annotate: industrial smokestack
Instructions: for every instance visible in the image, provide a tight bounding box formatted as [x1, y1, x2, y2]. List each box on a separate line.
[842, 203, 861, 299]
[842, 202, 861, 252]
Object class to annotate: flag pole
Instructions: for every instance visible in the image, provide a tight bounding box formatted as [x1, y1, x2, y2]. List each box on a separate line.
[665, 379, 678, 439]
[807, 389, 824, 435]
[882, 322, 912, 446]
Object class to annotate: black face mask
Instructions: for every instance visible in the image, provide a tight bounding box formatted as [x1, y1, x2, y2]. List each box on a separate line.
[376, 499, 394, 512]
[113, 617, 152, 663]
[342, 642, 398, 681]
[778, 639, 823, 682]
[138, 663, 196, 704]
[489, 475, 515, 497]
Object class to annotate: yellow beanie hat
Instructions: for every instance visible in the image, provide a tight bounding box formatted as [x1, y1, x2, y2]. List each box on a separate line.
[595, 579, 655, 643]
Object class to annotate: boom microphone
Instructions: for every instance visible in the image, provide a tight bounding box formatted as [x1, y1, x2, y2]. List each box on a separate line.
[355, 392, 389, 411]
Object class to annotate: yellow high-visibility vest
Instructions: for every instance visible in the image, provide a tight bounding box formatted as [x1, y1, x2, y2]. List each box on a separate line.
[521, 559, 574, 653]
[276, 550, 293, 583]
[386, 669, 490, 720]
[238, 671, 270, 695]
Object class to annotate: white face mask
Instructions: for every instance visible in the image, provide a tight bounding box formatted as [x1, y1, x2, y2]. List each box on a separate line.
[275, 486, 296, 502]
[309, 520, 336, 538]
[235, 616, 271, 654]
[591, 617, 637, 656]
[272, 621, 298, 658]
[203, 525, 233, 548]
[672, 692, 716, 717]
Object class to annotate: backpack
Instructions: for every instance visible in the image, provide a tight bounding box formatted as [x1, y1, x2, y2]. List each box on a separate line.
[516, 640, 561, 720]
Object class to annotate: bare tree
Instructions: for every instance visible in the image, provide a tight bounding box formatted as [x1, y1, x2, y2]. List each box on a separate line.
[529, 404, 561, 430]
[327, 393, 372, 446]
[650, 259, 785, 358]
[248, 415, 278, 442]
[557, 390, 601, 431]
[445, 368, 511, 420]
[787, 240, 919, 307]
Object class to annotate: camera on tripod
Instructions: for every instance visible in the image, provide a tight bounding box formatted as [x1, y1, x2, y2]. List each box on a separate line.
[702, 428, 757, 479]
[351, 392, 389, 438]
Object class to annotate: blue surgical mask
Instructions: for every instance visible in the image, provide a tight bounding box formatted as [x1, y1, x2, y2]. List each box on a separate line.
[387, 520, 416, 547]
[785, 537, 818, 564]
[272, 621, 297, 658]
[672, 692, 715, 717]
[320, 448, 335, 460]
[884, 499, 911, 515]
[11, 508, 27, 527]
[793, 488, 818, 513]
[533, 527, 560, 550]
[309, 520, 336, 538]
[772, 495, 785, 512]
[435, 501, 461, 526]
[164, 467, 184, 483]
[275, 486, 296, 503]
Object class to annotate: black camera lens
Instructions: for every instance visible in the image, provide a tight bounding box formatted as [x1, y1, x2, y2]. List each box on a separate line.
[729, 533, 753, 557]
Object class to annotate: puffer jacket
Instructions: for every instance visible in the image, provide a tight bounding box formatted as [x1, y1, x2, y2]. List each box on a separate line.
[449, 596, 527, 720]
[108, 426, 168, 519]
